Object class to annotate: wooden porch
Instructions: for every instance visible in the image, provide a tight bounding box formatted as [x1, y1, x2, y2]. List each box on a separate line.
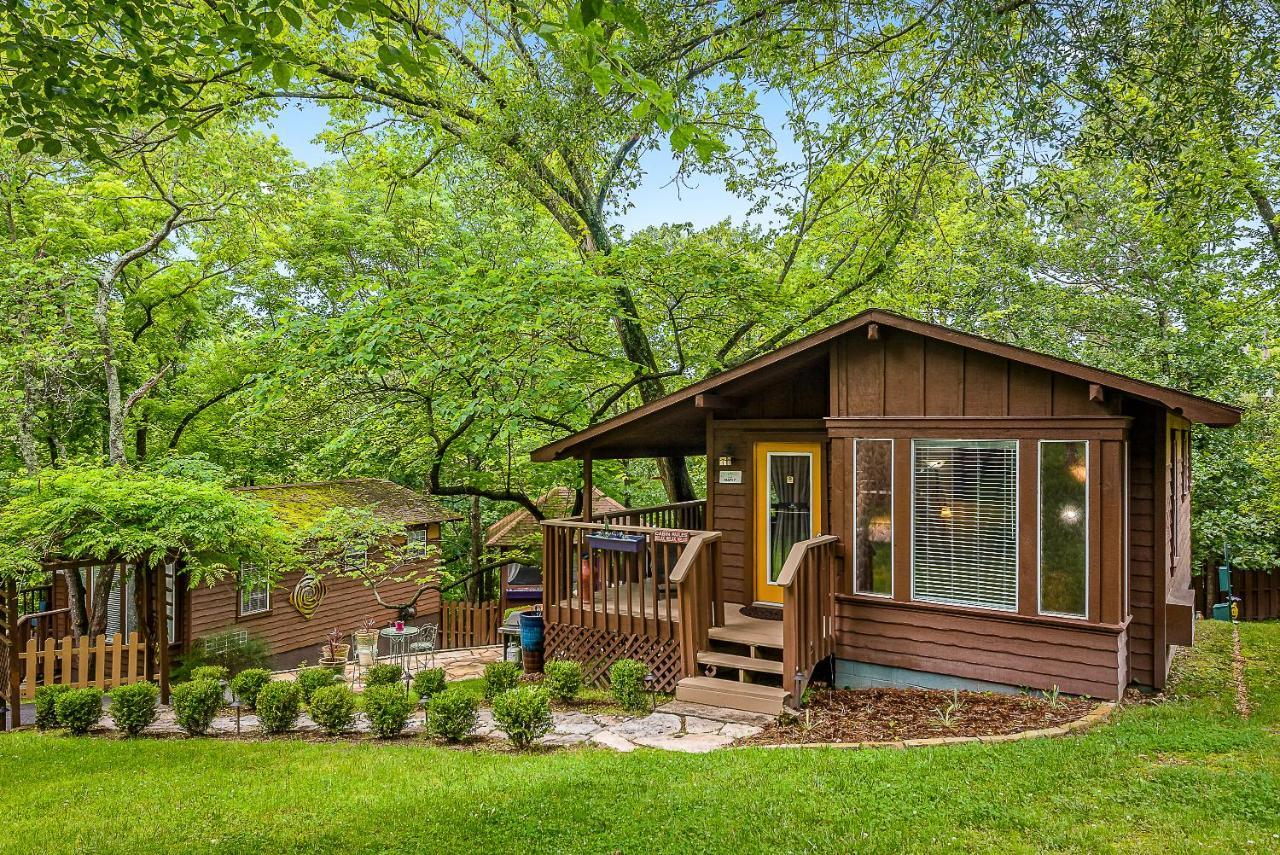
[541, 499, 838, 713]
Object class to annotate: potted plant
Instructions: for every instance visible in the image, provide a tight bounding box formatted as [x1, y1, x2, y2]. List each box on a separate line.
[353, 618, 379, 666]
[585, 520, 648, 553]
[319, 627, 349, 669]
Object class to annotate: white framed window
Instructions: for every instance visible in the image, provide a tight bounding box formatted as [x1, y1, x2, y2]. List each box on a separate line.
[344, 547, 368, 571]
[1038, 440, 1088, 618]
[165, 560, 178, 641]
[406, 527, 429, 557]
[238, 563, 270, 616]
[911, 439, 1018, 611]
[852, 438, 894, 596]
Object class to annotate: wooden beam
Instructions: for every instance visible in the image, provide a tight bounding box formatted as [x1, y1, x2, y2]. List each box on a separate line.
[1089, 383, 1106, 403]
[867, 323, 880, 340]
[582, 449, 594, 522]
[694, 393, 742, 411]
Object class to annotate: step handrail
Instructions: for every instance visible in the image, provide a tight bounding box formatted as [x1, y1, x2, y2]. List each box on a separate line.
[672, 531, 723, 678]
[777, 535, 840, 708]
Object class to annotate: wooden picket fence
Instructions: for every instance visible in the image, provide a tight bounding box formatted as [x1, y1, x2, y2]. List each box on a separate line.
[19, 632, 149, 700]
[440, 600, 500, 650]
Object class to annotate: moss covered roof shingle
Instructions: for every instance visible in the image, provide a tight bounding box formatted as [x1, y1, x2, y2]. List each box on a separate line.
[232, 478, 459, 531]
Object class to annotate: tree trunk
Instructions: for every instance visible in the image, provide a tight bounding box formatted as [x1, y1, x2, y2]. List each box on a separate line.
[88, 565, 117, 639]
[17, 364, 40, 475]
[95, 277, 127, 466]
[135, 424, 147, 461]
[63, 568, 89, 639]
[467, 494, 482, 604]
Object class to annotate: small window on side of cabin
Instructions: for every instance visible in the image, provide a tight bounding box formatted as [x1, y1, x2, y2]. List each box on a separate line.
[239, 563, 271, 616]
[344, 547, 368, 571]
[1039, 440, 1088, 618]
[852, 438, 893, 596]
[406, 527, 429, 557]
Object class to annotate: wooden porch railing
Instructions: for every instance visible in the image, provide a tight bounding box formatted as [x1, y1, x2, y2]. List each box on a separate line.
[440, 599, 501, 650]
[671, 532, 723, 678]
[595, 499, 706, 531]
[778, 535, 839, 704]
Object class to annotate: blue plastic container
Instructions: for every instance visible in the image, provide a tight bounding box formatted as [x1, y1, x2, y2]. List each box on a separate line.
[519, 611, 545, 652]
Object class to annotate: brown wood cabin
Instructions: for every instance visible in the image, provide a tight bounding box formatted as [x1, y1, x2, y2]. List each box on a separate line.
[40, 479, 458, 671]
[485, 487, 626, 614]
[530, 310, 1240, 714]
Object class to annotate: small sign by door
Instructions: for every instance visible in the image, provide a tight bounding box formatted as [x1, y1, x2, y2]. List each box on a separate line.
[718, 470, 743, 484]
[654, 529, 691, 544]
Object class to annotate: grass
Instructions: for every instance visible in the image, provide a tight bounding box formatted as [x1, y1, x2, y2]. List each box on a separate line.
[2, 620, 1278, 854]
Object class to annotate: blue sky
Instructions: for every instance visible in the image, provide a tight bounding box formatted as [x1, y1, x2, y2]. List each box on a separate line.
[262, 91, 799, 234]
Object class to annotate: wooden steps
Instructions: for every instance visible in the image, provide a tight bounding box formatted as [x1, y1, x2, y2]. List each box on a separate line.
[696, 650, 783, 675]
[675, 676, 789, 715]
[709, 622, 782, 648]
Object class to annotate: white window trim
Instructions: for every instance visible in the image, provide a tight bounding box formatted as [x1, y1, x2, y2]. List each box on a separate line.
[344, 547, 368, 571]
[764, 450, 815, 589]
[909, 438, 1020, 613]
[239, 565, 271, 616]
[852, 438, 894, 598]
[1037, 439, 1089, 620]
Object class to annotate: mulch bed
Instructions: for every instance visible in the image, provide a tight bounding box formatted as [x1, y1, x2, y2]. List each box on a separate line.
[742, 687, 1097, 745]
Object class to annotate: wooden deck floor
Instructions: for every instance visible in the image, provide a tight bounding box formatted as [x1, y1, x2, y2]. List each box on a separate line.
[554, 585, 783, 645]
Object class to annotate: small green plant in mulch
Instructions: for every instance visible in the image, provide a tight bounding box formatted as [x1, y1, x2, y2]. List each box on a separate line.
[412, 667, 447, 701]
[229, 668, 272, 709]
[609, 658, 648, 712]
[190, 665, 230, 684]
[363, 684, 414, 738]
[109, 682, 160, 736]
[426, 688, 478, 742]
[492, 686, 553, 750]
[308, 684, 357, 735]
[172, 679, 223, 736]
[543, 660, 583, 703]
[364, 663, 404, 689]
[55, 687, 104, 735]
[295, 666, 339, 703]
[933, 690, 965, 729]
[256, 681, 302, 734]
[482, 660, 521, 701]
[33, 684, 72, 730]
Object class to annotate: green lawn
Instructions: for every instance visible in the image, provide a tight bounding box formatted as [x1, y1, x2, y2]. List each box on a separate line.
[2, 621, 1278, 854]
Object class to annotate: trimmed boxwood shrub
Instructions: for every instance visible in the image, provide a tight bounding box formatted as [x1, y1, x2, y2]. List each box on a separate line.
[412, 667, 446, 701]
[364, 663, 403, 689]
[492, 686, 553, 750]
[55, 687, 104, 735]
[172, 678, 223, 736]
[190, 665, 229, 683]
[543, 660, 583, 703]
[296, 666, 338, 703]
[363, 684, 414, 738]
[482, 660, 521, 701]
[609, 658, 648, 711]
[34, 684, 72, 730]
[426, 688, 478, 742]
[308, 684, 357, 735]
[109, 682, 159, 736]
[229, 668, 272, 709]
[256, 680, 302, 734]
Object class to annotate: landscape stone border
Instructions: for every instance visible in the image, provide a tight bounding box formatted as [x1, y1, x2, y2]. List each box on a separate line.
[740, 702, 1116, 750]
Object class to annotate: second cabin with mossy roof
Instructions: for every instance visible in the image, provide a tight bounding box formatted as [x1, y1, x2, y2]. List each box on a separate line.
[530, 309, 1240, 714]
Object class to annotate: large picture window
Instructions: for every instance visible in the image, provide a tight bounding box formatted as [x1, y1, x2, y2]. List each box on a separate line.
[911, 440, 1018, 611]
[1039, 440, 1088, 617]
[853, 439, 893, 596]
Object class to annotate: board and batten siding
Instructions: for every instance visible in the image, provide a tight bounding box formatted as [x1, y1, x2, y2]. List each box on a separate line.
[826, 326, 1136, 700]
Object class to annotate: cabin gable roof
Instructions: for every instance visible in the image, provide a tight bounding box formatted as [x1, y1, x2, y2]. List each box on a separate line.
[531, 309, 1241, 462]
[232, 478, 460, 530]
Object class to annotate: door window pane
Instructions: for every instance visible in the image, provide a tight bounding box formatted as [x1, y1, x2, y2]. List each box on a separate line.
[853, 439, 893, 595]
[1040, 440, 1088, 617]
[767, 453, 813, 584]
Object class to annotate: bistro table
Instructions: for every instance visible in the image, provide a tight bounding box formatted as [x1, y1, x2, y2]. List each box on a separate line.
[379, 625, 421, 677]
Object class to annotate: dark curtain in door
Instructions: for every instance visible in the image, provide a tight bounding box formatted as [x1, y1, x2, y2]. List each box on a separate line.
[768, 454, 812, 583]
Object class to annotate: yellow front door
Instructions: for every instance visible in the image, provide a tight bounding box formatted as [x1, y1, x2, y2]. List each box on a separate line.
[754, 442, 823, 605]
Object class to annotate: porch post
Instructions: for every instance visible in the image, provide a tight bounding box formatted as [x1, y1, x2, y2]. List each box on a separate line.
[582, 448, 594, 522]
[155, 565, 169, 704]
[4, 577, 18, 730]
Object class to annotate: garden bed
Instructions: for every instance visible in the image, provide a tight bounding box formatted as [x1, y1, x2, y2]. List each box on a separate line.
[742, 687, 1098, 746]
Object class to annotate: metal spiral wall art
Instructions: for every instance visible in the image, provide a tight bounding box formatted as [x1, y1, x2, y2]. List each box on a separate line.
[289, 573, 327, 619]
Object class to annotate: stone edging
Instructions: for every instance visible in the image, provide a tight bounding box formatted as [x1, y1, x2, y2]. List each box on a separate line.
[739, 702, 1116, 750]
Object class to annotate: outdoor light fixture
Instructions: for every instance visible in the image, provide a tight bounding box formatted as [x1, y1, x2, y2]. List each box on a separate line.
[717, 455, 734, 467]
[644, 672, 656, 712]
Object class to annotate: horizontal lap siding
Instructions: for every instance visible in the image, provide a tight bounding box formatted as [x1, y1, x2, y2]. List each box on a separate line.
[187, 558, 441, 656]
[711, 427, 749, 605]
[835, 598, 1125, 699]
[1127, 414, 1157, 687]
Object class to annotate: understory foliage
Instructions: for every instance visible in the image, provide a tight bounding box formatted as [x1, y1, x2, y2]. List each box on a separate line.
[33, 684, 71, 730]
[412, 668, 447, 701]
[171, 679, 223, 736]
[609, 659, 648, 712]
[491, 686, 553, 750]
[362, 684, 414, 738]
[307, 684, 357, 736]
[108, 682, 159, 737]
[543, 660, 584, 703]
[426, 689, 479, 743]
[255, 681, 302, 734]
[229, 669, 272, 709]
[483, 661, 522, 701]
[54, 687, 104, 736]
[364, 664, 404, 690]
[295, 667, 339, 704]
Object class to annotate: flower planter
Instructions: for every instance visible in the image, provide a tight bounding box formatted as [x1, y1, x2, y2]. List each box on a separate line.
[354, 631, 379, 665]
[586, 532, 647, 553]
[324, 643, 350, 662]
[318, 657, 346, 672]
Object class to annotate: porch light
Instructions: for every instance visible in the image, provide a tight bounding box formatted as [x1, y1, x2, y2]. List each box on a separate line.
[717, 454, 734, 467]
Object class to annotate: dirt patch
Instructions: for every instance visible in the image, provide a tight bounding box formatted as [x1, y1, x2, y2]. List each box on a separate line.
[742, 687, 1097, 745]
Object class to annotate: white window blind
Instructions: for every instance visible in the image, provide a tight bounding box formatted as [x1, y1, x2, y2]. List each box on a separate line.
[239, 563, 270, 616]
[912, 440, 1018, 611]
[165, 560, 177, 641]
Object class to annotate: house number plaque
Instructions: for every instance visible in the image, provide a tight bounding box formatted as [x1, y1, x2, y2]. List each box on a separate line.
[717, 470, 743, 484]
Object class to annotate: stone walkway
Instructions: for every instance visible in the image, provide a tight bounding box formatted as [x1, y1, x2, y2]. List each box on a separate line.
[82, 698, 769, 753]
[273, 645, 504, 687]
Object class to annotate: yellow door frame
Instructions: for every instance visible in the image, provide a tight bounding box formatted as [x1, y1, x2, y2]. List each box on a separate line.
[753, 441, 823, 605]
